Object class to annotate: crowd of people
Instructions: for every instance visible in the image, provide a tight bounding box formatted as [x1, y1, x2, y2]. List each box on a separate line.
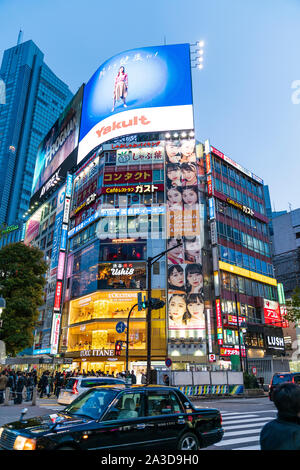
[0, 368, 144, 404]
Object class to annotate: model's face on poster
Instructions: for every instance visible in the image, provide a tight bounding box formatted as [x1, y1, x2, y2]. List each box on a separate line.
[180, 140, 195, 158]
[187, 271, 203, 289]
[169, 267, 184, 288]
[182, 188, 197, 206]
[169, 295, 186, 317]
[167, 188, 182, 206]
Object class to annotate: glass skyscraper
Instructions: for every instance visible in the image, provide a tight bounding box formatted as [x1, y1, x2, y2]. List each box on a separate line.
[0, 39, 73, 227]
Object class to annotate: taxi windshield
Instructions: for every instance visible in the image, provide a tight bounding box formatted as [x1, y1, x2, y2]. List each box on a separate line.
[64, 389, 118, 420]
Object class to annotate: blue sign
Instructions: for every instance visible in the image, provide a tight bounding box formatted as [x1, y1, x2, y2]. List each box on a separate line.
[68, 210, 100, 238]
[100, 206, 165, 217]
[165, 358, 172, 368]
[33, 348, 51, 355]
[50, 212, 63, 270]
[60, 224, 68, 251]
[65, 174, 73, 198]
[208, 198, 215, 220]
[116, 321, 127, 334]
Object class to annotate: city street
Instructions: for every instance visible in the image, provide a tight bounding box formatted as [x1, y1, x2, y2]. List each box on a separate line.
[0, 395, 276, 451]
[197, 396, 277, 450]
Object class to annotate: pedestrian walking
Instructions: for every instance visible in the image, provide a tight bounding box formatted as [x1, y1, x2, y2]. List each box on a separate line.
[25, 373, 34, 402]
[141, 371, 147, 385]
[163, 374, 170, 386]
[55, 374, 65, 399]
[39, 372, 49, 398]
[7, 371, 15, 401]
[0, 371, 8, 404]
[260, 382, 300, 450]
[14, 372, 25, 404]
[130, 370, 137, 385]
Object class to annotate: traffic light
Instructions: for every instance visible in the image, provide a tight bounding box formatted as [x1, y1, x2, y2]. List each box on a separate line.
[115, 340, 122, 356]
[137, 293, 148, 311]
[150, 298, 165, 310]
[138, 295, 165, 311]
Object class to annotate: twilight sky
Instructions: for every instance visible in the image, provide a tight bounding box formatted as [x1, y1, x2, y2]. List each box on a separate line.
[1, 0, 300, 212]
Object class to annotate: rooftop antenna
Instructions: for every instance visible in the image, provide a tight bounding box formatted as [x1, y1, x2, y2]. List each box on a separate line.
[288, 202, 292, 212]
[17, 29, 23, 46]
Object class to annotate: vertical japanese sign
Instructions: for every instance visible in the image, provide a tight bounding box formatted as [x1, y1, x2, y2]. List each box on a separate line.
[215, 299, 223, 345]
[51, 174, 73, 354]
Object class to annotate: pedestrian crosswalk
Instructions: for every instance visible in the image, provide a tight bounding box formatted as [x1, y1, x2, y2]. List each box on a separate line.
[211, 409, 277, 450]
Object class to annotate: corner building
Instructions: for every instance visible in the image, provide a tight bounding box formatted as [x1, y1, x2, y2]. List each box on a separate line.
[205, 141, 288, 376]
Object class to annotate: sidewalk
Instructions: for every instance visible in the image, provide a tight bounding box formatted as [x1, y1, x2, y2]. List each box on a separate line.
[0, 396, 63, 426]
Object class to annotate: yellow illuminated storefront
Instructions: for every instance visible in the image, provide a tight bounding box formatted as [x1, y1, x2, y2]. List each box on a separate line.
[65, 290, 166, 375]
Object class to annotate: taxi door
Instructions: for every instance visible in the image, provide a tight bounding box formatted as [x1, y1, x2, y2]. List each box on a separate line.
[144, 390, 187, 449]
[85, 391, 149, 450]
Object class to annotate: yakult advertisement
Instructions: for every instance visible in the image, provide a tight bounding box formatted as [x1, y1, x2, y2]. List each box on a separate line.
[78, 44, 194, 163]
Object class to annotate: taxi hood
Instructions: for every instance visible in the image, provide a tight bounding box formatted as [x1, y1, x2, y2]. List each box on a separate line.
[3, 412, 90, 435]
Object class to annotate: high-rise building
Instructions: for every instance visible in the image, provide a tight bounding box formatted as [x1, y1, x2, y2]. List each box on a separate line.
[0, 38, 73, 229]
[271, 208, 300, 298]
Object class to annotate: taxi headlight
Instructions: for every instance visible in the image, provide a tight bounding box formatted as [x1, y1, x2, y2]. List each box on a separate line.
[13, 435, 36, 450]
[0, 427, 4, 439]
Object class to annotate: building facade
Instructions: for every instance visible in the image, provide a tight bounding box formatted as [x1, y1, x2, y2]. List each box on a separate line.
[204, 142, 287, 373]
[0, 38, 72, 232]
[18, 43, 287, 379]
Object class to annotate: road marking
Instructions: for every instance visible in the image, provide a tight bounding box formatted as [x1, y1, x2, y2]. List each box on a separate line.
[224, 428, 262, 437]
[222, 414, 258, 420]
[223, 420, 271, 430]
[221, 416, 274, 425]
[235, 445, 261, 450]
[215, 436, 259, 447]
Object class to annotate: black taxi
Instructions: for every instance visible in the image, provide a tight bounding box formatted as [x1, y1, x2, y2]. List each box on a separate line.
[0, 385, 223, 451]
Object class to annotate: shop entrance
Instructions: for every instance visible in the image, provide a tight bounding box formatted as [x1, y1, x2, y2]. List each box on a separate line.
[80, 360, 125, 376]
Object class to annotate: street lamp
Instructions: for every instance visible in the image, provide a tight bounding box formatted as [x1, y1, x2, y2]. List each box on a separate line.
[234, 278, 244, 373]
[146, 239, 182, 385]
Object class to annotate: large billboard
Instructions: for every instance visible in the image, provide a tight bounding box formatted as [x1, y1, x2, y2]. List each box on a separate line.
[78, 44, 194, 163]
[31, 86, 83, 201]
[165, 138, 206, 339]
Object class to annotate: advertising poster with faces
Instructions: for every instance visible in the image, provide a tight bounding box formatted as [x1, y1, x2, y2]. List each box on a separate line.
[165, 138, 205, 336]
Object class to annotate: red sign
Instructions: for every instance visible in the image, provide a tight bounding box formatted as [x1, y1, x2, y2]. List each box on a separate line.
[280, 306, 289, 328]
[54, 281, 63, 311]
[223, 315, 246, 326]
[209, 354, 216, 362]
[220, 346, 246, 357]
[103, 170, 153, 185]
[101, 183, 164, 194]
[207, 174, 213, 196]
[206, 153, 211, 174]
[264, 299, 282, 326]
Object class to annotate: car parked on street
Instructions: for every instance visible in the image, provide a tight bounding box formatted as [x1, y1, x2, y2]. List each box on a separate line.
[57, 376, 126, 405]
[0, 385, 223, 450]
[269, 372, 300, 400]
